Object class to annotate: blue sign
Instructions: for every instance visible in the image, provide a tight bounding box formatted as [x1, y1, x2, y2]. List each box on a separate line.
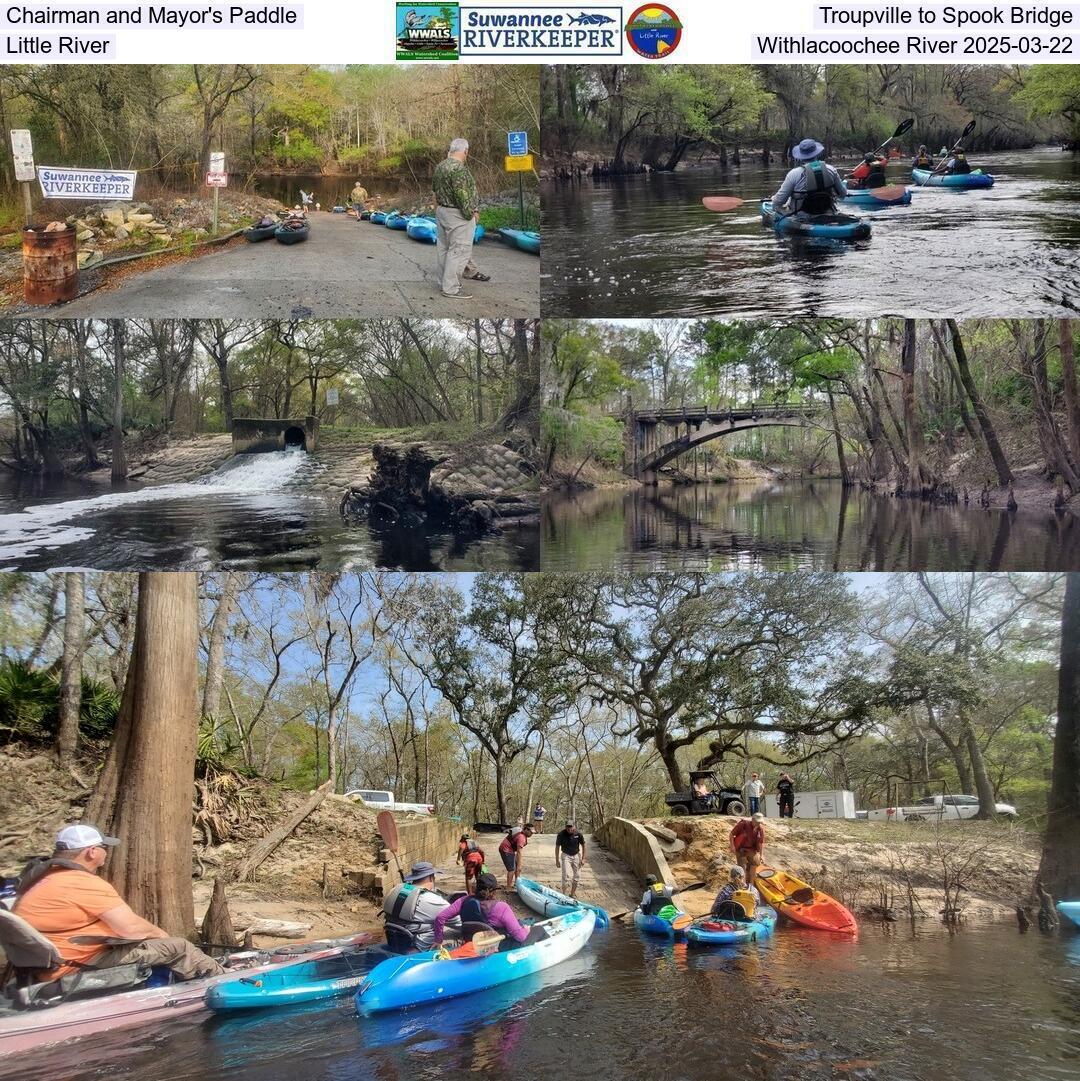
[507, 131, 529, 156]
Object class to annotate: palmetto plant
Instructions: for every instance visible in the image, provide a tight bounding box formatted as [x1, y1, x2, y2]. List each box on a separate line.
[0, 659, 119, 744]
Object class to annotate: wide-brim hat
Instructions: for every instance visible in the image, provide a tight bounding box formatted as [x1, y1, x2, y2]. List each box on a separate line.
[792, 138, 825, 161]
[403, 861, 442, 883]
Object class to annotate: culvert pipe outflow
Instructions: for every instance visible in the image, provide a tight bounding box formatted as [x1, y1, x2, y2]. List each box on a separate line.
[283, 426, 307, 450]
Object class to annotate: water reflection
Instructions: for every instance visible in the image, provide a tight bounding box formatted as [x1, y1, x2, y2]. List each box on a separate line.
[541, 479, 1080, 572]
[542, 148, 1080, 318]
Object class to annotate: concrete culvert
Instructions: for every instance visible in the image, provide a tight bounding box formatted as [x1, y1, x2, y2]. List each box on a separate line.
[283, 426, 307, 450]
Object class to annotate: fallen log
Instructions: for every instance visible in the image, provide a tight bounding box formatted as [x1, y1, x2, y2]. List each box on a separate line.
[232, 779, 332, 883]
[234, 917, 312, 939]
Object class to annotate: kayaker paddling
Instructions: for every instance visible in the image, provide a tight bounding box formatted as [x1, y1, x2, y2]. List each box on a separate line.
[770, 138, 847, 219]
[432, 137, 492, 300]
[639, 873, 675, 915]
[382, 861, 460, 952]
[13, 825, 223, 983]
[912, 144, 934, 170]
[848, 151, 888, 190]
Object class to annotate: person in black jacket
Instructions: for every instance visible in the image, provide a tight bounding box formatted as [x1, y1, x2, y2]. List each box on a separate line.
[777, 773, 796, 819]
[554, 822, 586, 897]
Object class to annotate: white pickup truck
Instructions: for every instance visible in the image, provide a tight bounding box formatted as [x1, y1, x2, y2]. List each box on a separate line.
[344, 789, 434, 815]
[866, 794, 1018, 822]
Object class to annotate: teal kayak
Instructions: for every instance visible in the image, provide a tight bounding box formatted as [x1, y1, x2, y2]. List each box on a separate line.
[912, 168, 994, 189]
[206, 943, 392, 1011]
[1058, 901, 1080, 929]
[515, 877, 610, 929]
[633, 907, 690, 938]
[760, 201, 870, 241]
[499, 227, 540, 254]
[355, 908, 595, 1014]
[370, 211, 388, 225]
[685, 905, 778, 946]
[406, 216, 437, 243]
[844, 187, 912, 208]
[385, 212, 409, 230]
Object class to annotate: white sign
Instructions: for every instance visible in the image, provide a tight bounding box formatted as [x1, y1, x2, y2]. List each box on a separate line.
[38, 167, 137, 201]
[326, 388, 339, 406]
[209, 152, 226, 173]
[10, 130, 34, 183]
[205, 172, 229, 188]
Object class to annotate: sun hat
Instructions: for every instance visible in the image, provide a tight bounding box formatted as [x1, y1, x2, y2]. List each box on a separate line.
[403, 861, 441, 883]
[791, 138, 825, 161]
[752, 813, 765, 822]
[56, 825, 119, 850]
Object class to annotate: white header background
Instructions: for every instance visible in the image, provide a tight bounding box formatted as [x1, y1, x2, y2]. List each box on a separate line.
[2, 0, 1074, 62]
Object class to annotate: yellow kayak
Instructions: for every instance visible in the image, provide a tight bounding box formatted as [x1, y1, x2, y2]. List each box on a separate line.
[755, 867, 857, 934]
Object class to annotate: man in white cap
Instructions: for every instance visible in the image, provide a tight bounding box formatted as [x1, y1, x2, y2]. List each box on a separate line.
[729, 813, 766, 887]
[770, 137, 847, 218]
[431, 137, 490, 299]
[13, 824, 223, 982]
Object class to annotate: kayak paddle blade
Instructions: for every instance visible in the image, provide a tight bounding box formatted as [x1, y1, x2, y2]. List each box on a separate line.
[865, 185, 910, 200]
[894, 117, 915, 138]
[702, 196, 744, 212]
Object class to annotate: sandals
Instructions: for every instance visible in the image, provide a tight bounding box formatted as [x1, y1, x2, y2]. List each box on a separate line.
[465, 272, 491, 282]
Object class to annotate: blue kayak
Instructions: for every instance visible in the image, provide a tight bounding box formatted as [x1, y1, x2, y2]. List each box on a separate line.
[515, 877, 610, 930]
[206, 944, 392, 1011]
[912, 168, 994, 189]
[499, 227, 540, 255]
[355, 908, 595, 1014]
[844, 187, 912, 208]
[1058, 901, 1080, 929]
[760, 200, 871, 241]
[385, 212, 409, 230]
[633, 907, 690, 938]
[370, 211, 388, 225]
[686, 905, 778, 946]
[404, 217, 485, 244]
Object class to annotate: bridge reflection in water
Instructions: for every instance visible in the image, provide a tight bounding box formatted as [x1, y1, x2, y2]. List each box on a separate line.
[540, 479, 1080, 573]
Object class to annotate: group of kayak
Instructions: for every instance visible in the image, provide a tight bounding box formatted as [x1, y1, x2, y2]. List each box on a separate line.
[355, 207, 540, 255]
[733, 119, 996, 243]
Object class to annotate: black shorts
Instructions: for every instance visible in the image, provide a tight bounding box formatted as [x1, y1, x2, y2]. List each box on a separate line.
[500, 849, 517, 872]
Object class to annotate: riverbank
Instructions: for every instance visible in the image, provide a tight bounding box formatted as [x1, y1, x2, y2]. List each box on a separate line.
[657, 814, 1040, 923]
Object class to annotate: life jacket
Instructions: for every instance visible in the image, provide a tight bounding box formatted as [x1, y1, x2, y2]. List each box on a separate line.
[642, 881, 674, 915]
[499, 828, 524, 855]
[950, 151, 971, 174]
[463, 842, 484, 868]
[913, 152, 933, 169]
[731, 888, 757, 918]
[798, 161, 834, 216]
[864, 160, 887, 187]
[16, 857, 90, 898]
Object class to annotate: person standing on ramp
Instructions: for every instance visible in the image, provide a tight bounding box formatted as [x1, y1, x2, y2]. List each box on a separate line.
[432, 138, 490, 299]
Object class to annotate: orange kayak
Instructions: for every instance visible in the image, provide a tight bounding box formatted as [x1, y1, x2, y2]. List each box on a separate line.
[755, 867, 857, 934]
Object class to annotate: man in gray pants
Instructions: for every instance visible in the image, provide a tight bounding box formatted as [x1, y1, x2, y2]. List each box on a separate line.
[432, 138, 490, 299]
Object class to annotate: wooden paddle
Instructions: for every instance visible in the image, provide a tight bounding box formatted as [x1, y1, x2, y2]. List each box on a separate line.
[917, 120, 977, 185]
[376, 810, 406, 883]
[609, 880, 708, 921]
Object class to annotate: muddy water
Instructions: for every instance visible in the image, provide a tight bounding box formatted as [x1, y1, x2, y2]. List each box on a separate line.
[0, 453, 538, 573]
[541, 148, 1080, 318]
[541, 479, 1080, 573]
[3, 924, 1077, 1081]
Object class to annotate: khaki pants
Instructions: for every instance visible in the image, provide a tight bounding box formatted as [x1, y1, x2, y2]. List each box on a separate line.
[560, 851, 581, 894]
[89, 937, 224, 981]
[735, 850, 762, 884]
[436, 206, 478, 295]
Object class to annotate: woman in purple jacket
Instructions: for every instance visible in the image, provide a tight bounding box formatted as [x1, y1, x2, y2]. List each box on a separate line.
[433, 873, 548, 950]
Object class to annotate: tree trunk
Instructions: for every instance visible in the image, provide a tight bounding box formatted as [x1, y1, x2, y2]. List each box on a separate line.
[494, 754, 507, 821]
[86, 573, 200, 935]
[201, 572, 240, 731]
[946, 319, 1014, 486]
[56, 572, 85, 767]
[658, 739, 683, 792]
[963, 716, 999, 821]
[1022, 321, 1080, 490]
[901, 319, 920, 493]
[110, 321, 128, 483]
[827, 388, 850, 485]
[1038, 572, 1080, 899]
[1061, 320, 1080, 474]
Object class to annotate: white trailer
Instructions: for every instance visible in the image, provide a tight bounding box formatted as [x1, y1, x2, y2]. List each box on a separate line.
[764, 789, 856, 819]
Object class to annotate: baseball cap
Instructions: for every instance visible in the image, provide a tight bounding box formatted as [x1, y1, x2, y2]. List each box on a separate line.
[752, 813, 765, 823]
[56, 824, 120, 850]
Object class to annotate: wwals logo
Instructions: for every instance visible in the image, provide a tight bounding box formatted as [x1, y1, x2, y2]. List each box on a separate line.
[396, 3, 461, 60]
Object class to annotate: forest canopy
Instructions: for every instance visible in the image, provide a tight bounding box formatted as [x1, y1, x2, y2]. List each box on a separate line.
[542, 65, 1075, 169]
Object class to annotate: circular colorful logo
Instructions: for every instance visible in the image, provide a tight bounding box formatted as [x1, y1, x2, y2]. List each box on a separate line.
[625, 4, 683, 58]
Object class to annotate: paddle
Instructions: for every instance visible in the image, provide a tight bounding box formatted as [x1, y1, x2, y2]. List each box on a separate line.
[376, 810, 406, 884]
[860, 184, 910, 201]
[869, 117, 914, 159]
[918, 120, 977, 184]
[609, 880, 708, 921]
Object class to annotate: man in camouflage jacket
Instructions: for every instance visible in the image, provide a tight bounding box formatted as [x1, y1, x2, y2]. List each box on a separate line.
[432, 138, 489, 298]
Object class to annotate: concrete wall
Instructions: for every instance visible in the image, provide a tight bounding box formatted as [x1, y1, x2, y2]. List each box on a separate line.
[374, 816, 462, 898]
[595, 816, 677, 889]
[231, 416, 319, 454]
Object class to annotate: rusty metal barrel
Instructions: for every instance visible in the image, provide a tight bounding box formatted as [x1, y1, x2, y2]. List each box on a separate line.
[21, 225, 78, 305]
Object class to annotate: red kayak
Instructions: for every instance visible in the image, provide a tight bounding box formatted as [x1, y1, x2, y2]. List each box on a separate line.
[755, 867, 857, 934]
